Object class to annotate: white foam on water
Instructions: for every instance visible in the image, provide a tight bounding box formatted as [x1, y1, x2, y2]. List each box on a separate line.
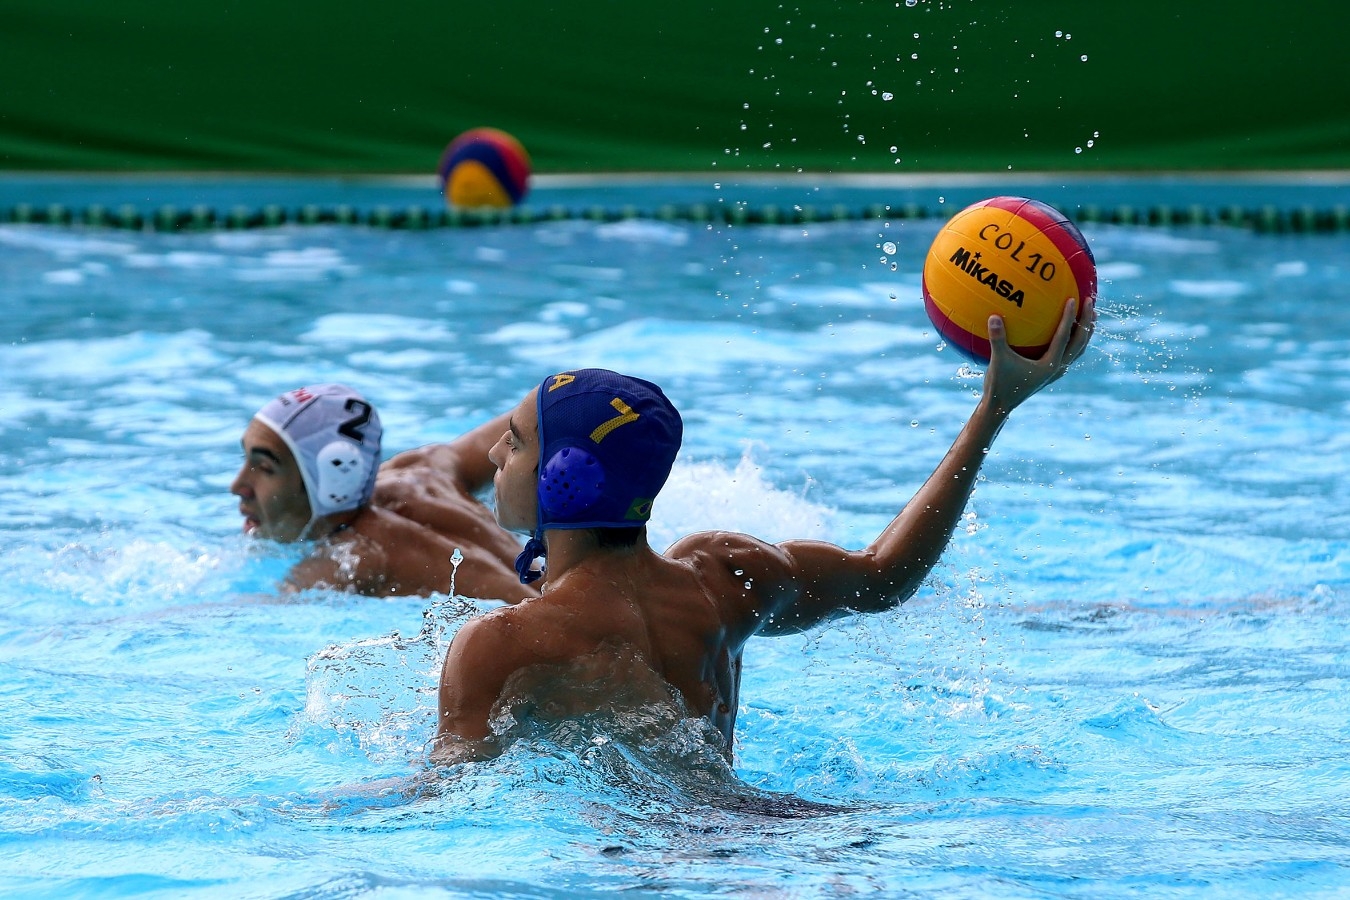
[595, 219, 690, 246]
[0, 226, 139, 257]
[766, 283, 883, 307]
[1097, 261, 1144, 280]
[546, 262, 626, 281]
[1, 330, 223, 380]
[233, 246, 358, 281]
[481, 322, 572, 345]
[301, 313, 453, 344]
[124, 251, 228, 269]
[512, 317, 929, 378]
[1168, 279, 1249, 299]
[649, 451, 836, 551]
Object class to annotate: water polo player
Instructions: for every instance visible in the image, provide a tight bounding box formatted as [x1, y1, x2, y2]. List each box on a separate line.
[231, 383, 534, 600]
[432, 302, 1094, 762]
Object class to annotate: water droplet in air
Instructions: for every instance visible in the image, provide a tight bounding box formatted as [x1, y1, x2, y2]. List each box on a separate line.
[910, 420, 919, 428]
[906, 0, 918, 6]
[744, 581, 754, 589]
[448, 548, 464, 596]
[1080, 54, 1088, 62]
[882, 92, 894, 101]
[1055, 30, 1063, 37]
[1075, 147, 1083, 154]
[912, 52, 919, 59]
[882, 241, 897, 254]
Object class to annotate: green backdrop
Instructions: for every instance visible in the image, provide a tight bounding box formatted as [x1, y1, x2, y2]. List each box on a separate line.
[1, 1, 1346, 174]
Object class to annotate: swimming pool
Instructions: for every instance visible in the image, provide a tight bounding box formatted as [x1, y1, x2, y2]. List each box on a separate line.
[2, 175, 1348, 898]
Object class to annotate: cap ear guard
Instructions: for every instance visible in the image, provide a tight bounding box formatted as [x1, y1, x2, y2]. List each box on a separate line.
[539, 446, 606, 519]
[315, 440, 369, 509]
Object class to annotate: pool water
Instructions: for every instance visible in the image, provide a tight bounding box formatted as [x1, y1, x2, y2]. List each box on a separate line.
[1, 179, 1348, 898]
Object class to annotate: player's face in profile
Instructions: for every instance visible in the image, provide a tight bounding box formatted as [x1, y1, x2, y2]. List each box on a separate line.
[488, 389, 540, 533]
[230, 419, 312, 542]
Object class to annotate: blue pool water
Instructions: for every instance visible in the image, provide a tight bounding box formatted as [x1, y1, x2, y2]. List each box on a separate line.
[2, 177, 1348, 898]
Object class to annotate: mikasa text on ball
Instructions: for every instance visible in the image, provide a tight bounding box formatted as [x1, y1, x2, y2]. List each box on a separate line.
[922, 196, 1096, 364]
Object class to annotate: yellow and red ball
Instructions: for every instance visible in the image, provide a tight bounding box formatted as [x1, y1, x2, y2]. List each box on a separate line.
[922, 196, 1096, 363]
[437, 128, 531, 209]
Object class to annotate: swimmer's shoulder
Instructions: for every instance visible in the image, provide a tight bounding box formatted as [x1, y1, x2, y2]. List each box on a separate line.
[665, 530, 797, 628]
[378, 441, 487, 494]
[283, 516, 391, 595]
[454, 594, 593, 668]
[371, 462, 464, 507]
[667, 529, 791, 575]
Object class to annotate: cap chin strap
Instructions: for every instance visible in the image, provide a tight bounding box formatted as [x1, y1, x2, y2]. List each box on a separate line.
[514, 533, 547, 585]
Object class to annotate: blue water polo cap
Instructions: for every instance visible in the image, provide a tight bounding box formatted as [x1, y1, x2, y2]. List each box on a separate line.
[536, 369, 683, 531]
[514, 369, 682, 583]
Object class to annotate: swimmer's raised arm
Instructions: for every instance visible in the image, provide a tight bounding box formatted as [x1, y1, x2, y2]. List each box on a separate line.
[737, 300, 1094, 635]
[379, 411, 510, 495]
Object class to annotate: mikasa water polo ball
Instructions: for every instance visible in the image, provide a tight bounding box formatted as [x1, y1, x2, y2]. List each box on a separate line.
[921, 196, 1096, 363]
[437, 127, 532, 209]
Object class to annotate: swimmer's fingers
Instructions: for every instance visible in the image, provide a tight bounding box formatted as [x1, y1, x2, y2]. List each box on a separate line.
[1064, 296, 1096, 366]
[983, 314, 1040, 415]
[1030, 298, 1085, 390]
[983, 299, 1084, 414]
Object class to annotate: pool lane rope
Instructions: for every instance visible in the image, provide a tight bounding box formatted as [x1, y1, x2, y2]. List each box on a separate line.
[3, 201, 1348, 233]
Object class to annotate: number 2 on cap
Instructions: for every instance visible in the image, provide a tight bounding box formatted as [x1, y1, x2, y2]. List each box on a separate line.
[338, 399, 372, 443]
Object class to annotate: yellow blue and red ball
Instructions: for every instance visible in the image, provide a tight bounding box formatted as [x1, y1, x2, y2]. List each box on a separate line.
[437, 128, 531, 209]
[921, 196, 1096, 363]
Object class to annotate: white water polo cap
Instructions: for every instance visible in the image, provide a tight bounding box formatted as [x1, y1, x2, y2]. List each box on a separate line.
[253, 384, 383, 521]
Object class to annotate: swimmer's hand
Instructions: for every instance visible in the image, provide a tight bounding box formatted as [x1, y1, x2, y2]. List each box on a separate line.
[982, 298, 1095, 418]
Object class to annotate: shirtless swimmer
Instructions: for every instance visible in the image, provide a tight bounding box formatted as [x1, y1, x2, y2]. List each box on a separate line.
[432, 302, 1094, 762]
[230, 383, 534, 601]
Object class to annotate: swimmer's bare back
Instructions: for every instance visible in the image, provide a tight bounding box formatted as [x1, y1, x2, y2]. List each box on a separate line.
[433, 303, 1094, 760]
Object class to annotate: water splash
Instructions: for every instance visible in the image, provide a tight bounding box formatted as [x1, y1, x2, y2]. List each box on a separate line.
[448, 547, 463, 597]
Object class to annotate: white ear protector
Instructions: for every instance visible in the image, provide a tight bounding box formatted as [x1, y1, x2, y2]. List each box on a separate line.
[315, 440, 368, 508]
